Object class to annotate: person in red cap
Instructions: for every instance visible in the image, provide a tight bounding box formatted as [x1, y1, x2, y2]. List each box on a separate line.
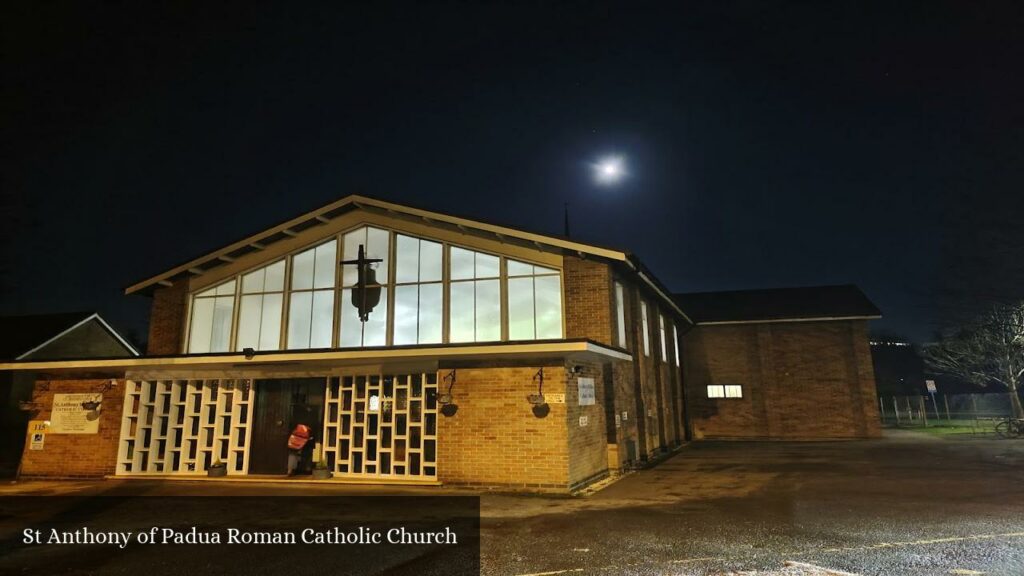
[286, 423, 313, 477]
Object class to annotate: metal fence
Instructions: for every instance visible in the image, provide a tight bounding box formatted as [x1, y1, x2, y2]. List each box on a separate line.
[879, 392, 1019, 434]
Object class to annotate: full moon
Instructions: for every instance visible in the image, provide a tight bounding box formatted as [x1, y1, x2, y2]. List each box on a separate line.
[594, 156, 625, 184]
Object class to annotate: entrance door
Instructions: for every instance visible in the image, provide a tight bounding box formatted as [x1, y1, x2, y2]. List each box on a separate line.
[248, 379, 325, 475]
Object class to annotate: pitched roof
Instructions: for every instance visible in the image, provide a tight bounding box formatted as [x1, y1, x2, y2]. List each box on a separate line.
[125, 194, 631, 296]
[124, 194, 691, 320]
[673, 284, 881, 325]
[0, 312, 140, 360]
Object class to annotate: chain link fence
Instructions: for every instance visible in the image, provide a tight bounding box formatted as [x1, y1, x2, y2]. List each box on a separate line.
[879, 392, 1019, 435]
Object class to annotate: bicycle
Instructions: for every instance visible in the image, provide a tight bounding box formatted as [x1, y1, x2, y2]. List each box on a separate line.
[994, 418, 1024, 439]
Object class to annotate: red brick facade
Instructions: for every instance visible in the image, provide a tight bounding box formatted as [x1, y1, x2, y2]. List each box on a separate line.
[682, 320, 881, 439]
[19, 379, 125, 478]
[15, 217, 878, 490]
[147, 280, 188, 355]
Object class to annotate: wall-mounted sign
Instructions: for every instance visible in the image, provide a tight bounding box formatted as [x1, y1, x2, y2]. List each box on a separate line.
[614, 414, 621, 428]
[621, 410, 628, 421]
[28, 420, 49, 451]
[50, 394, 102, 434]
[579, 415, 589, 427]
[546, 393, 566, 404]
[577, 377, 596, 406]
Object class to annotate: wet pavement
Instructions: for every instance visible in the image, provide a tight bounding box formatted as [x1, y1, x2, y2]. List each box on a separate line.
[3, 430, 1023, 575]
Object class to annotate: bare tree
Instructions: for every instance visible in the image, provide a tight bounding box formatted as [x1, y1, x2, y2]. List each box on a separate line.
[924, 302, 1024, 418]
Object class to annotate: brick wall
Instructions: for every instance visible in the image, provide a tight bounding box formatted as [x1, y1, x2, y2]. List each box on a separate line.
[437, 365, 571, 491]
[147, 281, 188, 355]
[563, 255, 614, 346]
[19, 379, 125, 478]
[565, 360, 610, 489]
[682, 320, 881, 439]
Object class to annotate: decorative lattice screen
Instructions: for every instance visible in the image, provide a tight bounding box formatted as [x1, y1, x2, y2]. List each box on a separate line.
[323, 373, 438, 479]
[117, 379, 255, 475]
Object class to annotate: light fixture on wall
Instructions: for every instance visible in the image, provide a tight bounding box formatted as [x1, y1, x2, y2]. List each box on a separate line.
[439, 369, 458, 417]
[528, 368, 550, 418]
[243, 347, 256, 360]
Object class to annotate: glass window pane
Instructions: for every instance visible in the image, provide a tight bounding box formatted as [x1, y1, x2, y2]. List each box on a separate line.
[450, 247, 474, 281]
[313, 241, 337, 289]
[533, 264, 558, 275]
[507, 260, 534, 277]
[363, 291, 387, 346]
[310, 290, 334, 348]
[508, 277, 535, 340]
[241, 268, 264, 294]
[291, 248, 315, 291]
[419, 283, 443, 344]
[211, 296, 234, 352]
[236, 294, 263, 350]
[259, 293, 283, 350]
[475, 253, 499, 279]
[534, 275, 562, 339]
[419, 240, 442, 283]
[475, 279, 501, 341]
[188, 298, 214, 353]
[287, 292, 313, 349]
[395, 235, 420, 284]
[393, 285, 419, 345]
[342, 228, 365, 287]
[449, 282, 475, 342]
[214, 280, 236, 296]
[338, 289, 361, 347]
[366, 227, 390, 282]
[641, 301, 650, 356]
[196, 286, 217, 298]
[615, 283, 627, 348]
[673, 325, 681, 367]
[265, 260, 286, 292]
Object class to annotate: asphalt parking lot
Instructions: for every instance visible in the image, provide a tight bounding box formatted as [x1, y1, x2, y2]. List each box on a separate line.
[2, 430, 1023, 575]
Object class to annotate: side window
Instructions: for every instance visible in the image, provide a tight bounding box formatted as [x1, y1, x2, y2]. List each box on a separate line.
[614, 282, 627, 348]
[236, 261, 285, 351]
[640, 300, 651, 356]
[287, 240, 337, 349]
[188, 280, 236, 353]
[507, 260, 563, 340]
[393, 234, 443, 345]
[449, 247, 501, 342]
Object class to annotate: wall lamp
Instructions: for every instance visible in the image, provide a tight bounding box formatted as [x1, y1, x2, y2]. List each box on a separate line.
[528, 368, 550, 418]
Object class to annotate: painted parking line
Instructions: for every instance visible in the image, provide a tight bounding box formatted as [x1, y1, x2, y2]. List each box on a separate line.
[513, 532, 1024, 576]
[784, 560, 863, 575]
[811, 531, 1024, 554]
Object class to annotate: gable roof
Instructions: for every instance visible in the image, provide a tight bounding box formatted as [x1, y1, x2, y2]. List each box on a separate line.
[0, 312, 140, 360]
[125, 194, 691, 321]
[673, 284, 881, 325]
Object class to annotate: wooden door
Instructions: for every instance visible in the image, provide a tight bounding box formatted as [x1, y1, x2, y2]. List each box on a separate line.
[249, 379, 326, 475]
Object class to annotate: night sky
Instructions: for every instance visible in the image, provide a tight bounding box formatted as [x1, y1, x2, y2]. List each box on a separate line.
[3, 3, 1022, 346]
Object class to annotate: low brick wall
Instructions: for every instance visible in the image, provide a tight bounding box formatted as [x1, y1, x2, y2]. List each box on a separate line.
[19, 379, 124, 478]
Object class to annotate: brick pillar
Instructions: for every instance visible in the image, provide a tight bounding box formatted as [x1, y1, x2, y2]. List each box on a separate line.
[147, 281, 188, 355]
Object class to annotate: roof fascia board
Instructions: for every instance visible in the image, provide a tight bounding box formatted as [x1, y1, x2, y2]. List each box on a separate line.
[92, 315, 141, 357]
[695, 315, 882, 326]
[0, 340, 632, 371]
[16, 313, 96, 360]
[126, 195, 629, 295]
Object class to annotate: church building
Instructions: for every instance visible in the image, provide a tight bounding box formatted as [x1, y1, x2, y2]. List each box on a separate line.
[2, 195, 881, 492]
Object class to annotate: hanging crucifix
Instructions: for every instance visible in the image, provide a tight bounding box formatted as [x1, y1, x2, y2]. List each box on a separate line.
[340, 244, 383, 321]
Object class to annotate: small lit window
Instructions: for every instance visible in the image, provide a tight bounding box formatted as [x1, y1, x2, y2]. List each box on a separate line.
[707, 384, 743, 399]
[673, 324, 681, 367]
[659, 314, 668, 362]
[188, 280, 236, 353]
[614, 282, 627, 348]
[640, 301, 651, 356]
